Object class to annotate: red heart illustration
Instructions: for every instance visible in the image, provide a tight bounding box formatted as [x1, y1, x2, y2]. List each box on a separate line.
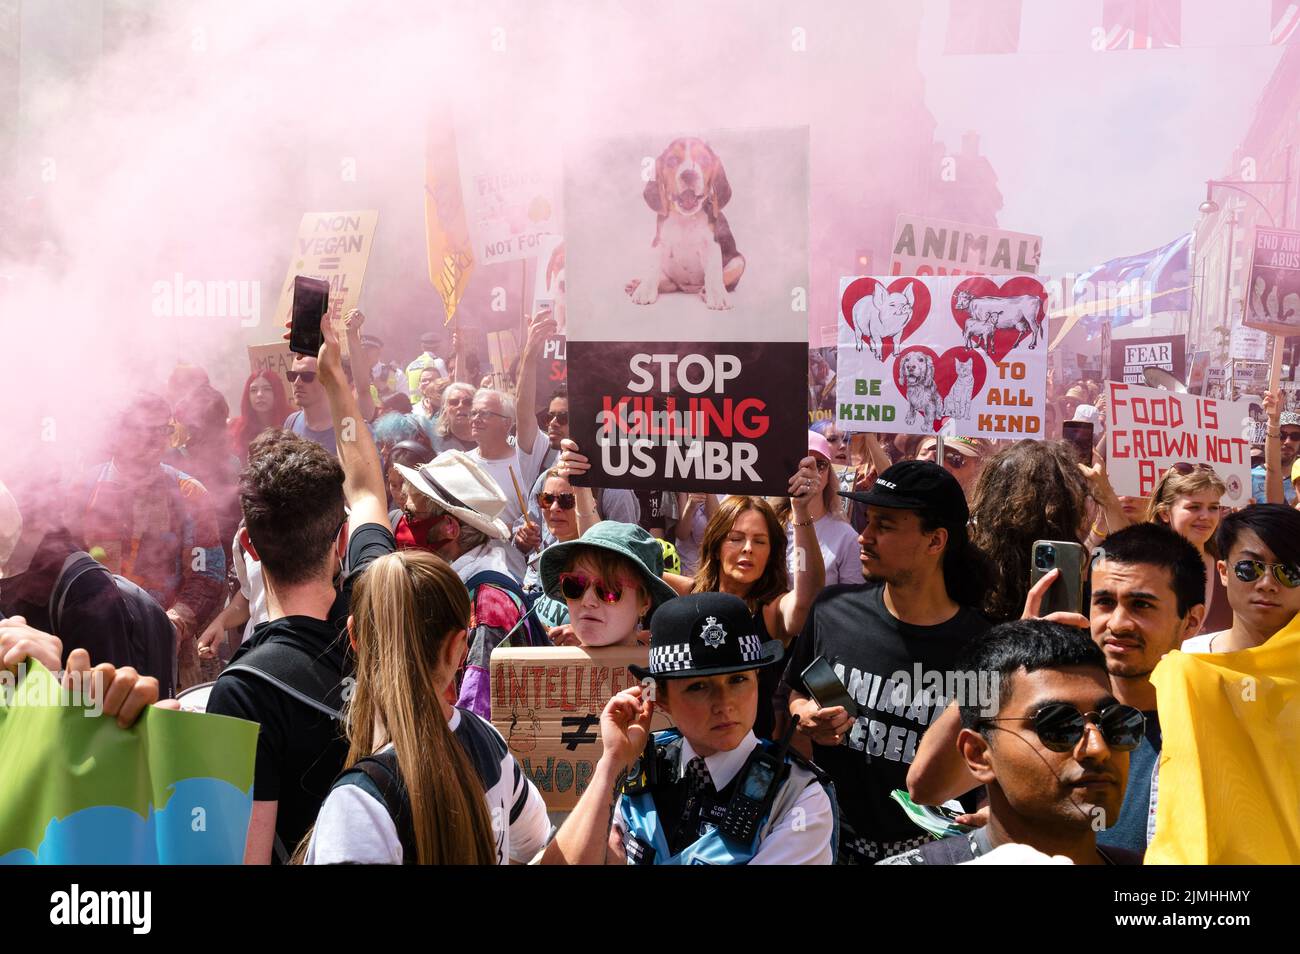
[893, 345, 987, 432]
[950, 276, 1048, 364]
[841, 277, 932, 362]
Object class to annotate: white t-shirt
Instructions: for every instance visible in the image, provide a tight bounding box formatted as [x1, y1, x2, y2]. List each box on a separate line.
[469, 431, 552, 582]
[612, 731, 834, 865]
[787, 513, 862, 587]
[1180, 631, 1224, 653]
[304, 708, 550, 864]
[231, 529, 266, 644]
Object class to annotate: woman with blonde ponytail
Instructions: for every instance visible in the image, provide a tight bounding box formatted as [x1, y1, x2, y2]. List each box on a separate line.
[302, 549, 550, 864]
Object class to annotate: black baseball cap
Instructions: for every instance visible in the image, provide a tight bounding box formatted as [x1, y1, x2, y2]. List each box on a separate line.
[840, 459, 969, 531]
[420, 332, 440, 349]
[628, 592, 783, 682]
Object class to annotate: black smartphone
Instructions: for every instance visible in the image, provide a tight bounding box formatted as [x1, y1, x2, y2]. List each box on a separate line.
[1029, 540, 1087, 617]
[716, 750, 785, 844]
[288, 276, 330, 357]
[801, 655, 857, 714]
[1062, 420, 1094, 463]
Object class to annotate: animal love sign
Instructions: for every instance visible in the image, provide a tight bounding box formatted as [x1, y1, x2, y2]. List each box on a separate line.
[835, 275, 1048, 439]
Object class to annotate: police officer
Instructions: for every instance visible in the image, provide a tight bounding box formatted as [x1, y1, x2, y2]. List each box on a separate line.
[609, 592, 838, 864]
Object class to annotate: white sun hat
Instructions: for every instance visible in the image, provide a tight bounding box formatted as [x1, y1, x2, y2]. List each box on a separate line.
[393, 450, 511, 541]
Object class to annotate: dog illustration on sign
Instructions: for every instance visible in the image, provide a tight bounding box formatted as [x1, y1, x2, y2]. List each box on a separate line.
[853, 282, 916, 359]
[898, 350, 942, 430]
[955, 289, 1044, 352]
[626, 137, 745, 310]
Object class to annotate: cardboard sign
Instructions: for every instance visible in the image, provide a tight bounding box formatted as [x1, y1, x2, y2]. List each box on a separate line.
[889, 214, 1041, 276]
[1109, 334, 1186, 386]
[565, 127, 809, 495]
[1105, 382, 1252, 503]
[1243, 227, 1300, 335]
[271, 211, 379, 335]
[835, 275, 1048, 439]
[489, 645, 670, 812]
[457, 129, 560, 266]
[247, 341, 294, 398]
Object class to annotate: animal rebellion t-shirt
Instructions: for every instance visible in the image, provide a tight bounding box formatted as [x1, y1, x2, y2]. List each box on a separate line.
[782, 581, 992, 849]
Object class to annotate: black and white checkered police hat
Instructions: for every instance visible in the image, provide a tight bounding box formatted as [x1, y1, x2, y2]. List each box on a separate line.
[628, 592, 784, 682]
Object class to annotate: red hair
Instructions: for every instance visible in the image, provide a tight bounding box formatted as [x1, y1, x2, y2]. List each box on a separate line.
[230, 370, 291, 461]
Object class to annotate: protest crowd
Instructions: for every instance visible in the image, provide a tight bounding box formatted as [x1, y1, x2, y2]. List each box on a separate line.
[4, 8, 1300, 871]
[2, 292, 1297, 868]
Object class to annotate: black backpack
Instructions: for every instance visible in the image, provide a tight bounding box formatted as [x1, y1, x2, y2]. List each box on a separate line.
[49, 551, 177, 699]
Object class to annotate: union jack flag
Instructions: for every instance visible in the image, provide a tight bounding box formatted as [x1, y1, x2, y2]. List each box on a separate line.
[1102, 0, 1181, 50]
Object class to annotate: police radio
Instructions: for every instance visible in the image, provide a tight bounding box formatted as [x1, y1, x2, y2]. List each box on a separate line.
[716, 715, 800, 844]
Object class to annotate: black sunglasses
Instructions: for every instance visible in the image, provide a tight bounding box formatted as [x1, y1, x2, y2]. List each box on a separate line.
[286, 370, 316, 384]
[982, 702, 1145, 753]
[538, 491, 576, 511]
[538, 410, 569, 426]
[1233, 559, 1300, 588]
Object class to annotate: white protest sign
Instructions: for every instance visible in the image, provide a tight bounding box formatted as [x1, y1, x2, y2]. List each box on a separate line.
[1105, 381, 1252, 503]
[457, 129, 560, 266]
[889, 214, 1042, 276]
[835, 275, 1048, 440]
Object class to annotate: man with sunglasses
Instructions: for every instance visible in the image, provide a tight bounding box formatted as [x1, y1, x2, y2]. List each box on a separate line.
[283, 355, 337, 453]
[909, 522, 1205, 857]
[882, 619, 1143, 864]
[522, 389, 640, 558]
[1251, 409, 1300, 505]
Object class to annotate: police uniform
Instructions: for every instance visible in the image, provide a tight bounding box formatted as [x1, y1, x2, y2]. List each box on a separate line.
[615, 593, 838, 865]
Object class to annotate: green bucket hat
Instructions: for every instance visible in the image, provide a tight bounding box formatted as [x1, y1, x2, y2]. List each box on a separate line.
[539, 520, 679, 612]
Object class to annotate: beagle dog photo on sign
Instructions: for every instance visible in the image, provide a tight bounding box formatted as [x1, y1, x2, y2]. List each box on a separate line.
[626, 137, 746, 310]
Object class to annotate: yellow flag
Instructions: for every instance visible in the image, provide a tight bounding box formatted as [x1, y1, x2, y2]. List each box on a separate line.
[424, 121, 474, 324]
[1146, 622, 1300, 864]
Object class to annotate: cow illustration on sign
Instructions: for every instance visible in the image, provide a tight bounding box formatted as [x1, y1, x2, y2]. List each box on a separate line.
[853, 282, 916, 359]
[955, 289, 1044, 352]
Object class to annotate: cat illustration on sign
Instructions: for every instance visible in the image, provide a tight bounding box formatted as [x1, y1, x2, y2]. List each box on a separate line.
[942, 356, 975, 420]
[955, 289, 1044, 352]
[853, 282, 915, 359]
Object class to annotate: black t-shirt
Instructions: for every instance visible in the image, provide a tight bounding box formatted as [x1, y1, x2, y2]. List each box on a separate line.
[206, 522, 396, 861]
[781, 581, 992, 848]
[634, 490, 669, 533]
[0, 529, 133, 672]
